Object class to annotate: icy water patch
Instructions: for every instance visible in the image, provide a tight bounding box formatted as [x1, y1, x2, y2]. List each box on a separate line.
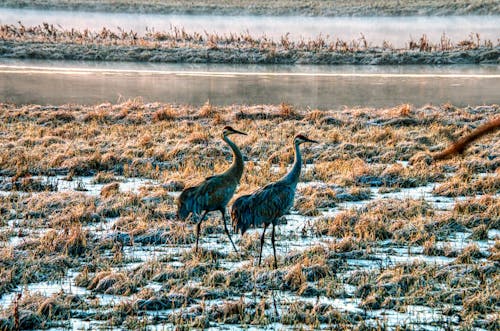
[57, 176, 158, 196]
[0, 175, 157, 197]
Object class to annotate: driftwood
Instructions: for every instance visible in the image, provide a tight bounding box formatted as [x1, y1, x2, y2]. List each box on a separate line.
[433, 116, 500, 161]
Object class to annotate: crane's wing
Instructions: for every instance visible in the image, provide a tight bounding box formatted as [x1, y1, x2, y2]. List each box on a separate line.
[187, 175, 237, 212]
[249, 182, 295, 220]
[231, 182, 295, 235]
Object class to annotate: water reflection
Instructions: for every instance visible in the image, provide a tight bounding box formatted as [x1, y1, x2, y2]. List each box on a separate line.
[0, 60, 499, 108]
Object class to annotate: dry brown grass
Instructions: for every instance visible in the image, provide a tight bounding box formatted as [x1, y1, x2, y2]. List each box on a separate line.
[152, 105, 177, 122]
[1, 102, 497, 183]
[433, 172, 500, 197]
[101, 182, 120, 198]
[84, 271, 142, 295]
[1, 101, 499, 330]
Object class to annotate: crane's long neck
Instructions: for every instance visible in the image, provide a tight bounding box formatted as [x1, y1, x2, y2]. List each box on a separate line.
[282, 141, 302, 185]
[223, 135, 244, 182]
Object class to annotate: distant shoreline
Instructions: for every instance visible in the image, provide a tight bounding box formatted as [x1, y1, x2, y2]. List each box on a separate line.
[1, 40, 498, 65]
[1, 2, 498, 65]
[1, 0, 499, 17]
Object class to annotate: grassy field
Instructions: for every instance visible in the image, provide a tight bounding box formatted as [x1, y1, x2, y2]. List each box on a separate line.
[0, 101, 498, 329]
[1, 0, 499, 16]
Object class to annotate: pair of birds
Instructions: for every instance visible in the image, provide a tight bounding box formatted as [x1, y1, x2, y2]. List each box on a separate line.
[176, 126, 317, 268]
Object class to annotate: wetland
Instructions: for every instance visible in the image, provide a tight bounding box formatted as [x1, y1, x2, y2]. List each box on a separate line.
[0, 101, 498, 330]
[0, 1, 499, 330]
[0, 8, 499, 65]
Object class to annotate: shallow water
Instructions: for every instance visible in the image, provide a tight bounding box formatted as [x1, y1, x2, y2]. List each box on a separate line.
[57, 175, 157, 197]
[0, 167, 497, 329]
[1, 8, 499, 48]
[0, 175, 157, 197]
[1, 59, 499, 108]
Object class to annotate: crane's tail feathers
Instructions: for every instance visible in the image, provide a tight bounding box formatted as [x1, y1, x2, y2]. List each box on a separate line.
[176, 187, 199, 221]
[231, 195, 253, 235]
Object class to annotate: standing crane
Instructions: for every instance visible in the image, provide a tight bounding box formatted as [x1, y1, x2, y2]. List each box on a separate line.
[176, 126, 247, 254]
[231, 134, 318, 268]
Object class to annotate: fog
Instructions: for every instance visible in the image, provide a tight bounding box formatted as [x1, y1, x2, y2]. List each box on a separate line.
[1, 8, 499, 48]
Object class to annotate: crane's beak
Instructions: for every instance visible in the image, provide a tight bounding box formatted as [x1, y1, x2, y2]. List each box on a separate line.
[231, 128, 247, 136]
[304, 137, 318, 143]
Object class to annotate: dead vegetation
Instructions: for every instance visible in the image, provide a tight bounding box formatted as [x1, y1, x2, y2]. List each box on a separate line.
[0, 101, 498, 329]
[0, 22, 498, 64]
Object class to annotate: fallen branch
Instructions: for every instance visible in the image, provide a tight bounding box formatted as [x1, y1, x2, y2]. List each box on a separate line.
[433, 116, 500, 160]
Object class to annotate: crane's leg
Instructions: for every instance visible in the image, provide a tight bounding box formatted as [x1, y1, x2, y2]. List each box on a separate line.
[221, 209, 239, 254]
[195, 211, 208, 253]
[258, 223, 268, 267]
[195, 222, 201, 253]
[271, 222, 278, 269]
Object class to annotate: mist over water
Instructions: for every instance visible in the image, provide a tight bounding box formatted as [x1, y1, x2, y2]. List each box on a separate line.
[1, 8, 499, 47]
[1, 60, 499, 108]
[0, 8, 499, 107]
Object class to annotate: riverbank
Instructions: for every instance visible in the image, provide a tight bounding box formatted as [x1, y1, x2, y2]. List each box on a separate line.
[1, 28, 498, 65]
[1, 0, 499, 16]
[2, 40, 498, 64]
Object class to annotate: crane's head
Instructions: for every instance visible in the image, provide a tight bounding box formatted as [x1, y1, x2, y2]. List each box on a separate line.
[223, 126, 247, 137]
[294, 134, 318, 145]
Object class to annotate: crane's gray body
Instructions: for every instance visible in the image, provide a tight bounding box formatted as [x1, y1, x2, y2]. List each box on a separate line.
[177, 173, 239, 223]
[231, 179, 296, 235]
[176, 127, 246, 253]
[231, 134, 316, 268]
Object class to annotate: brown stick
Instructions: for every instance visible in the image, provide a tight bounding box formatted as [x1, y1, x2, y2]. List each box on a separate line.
[433, 116, 500, 161]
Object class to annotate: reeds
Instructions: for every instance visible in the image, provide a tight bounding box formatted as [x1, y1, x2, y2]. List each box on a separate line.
[1, 22, 497, 55]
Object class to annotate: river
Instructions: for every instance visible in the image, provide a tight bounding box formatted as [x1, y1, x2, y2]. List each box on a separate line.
[1, 59, 499, 108]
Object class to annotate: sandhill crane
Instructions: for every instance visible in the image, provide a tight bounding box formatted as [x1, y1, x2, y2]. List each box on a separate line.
[231, 134, 317, 268]
[177, 126, 247, 254]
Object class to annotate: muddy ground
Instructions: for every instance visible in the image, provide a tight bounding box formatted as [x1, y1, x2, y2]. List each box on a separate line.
[1, 0, 499, 16]
[0, 101, 498, 329]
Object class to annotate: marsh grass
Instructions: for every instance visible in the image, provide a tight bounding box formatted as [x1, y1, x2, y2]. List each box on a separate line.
[433, 172, 500, 197]
[1, 101, 499, 329]
[1, 22, 497, 52]
[91, 172, 117, 184]
[85, 271, 142, 295]
[0, 21, 498, 64]
[314, 198, 435, 245]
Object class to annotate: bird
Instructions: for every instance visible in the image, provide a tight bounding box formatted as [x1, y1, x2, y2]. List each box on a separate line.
[231, 134, 318, 268]
[176, 126, 247, 254]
